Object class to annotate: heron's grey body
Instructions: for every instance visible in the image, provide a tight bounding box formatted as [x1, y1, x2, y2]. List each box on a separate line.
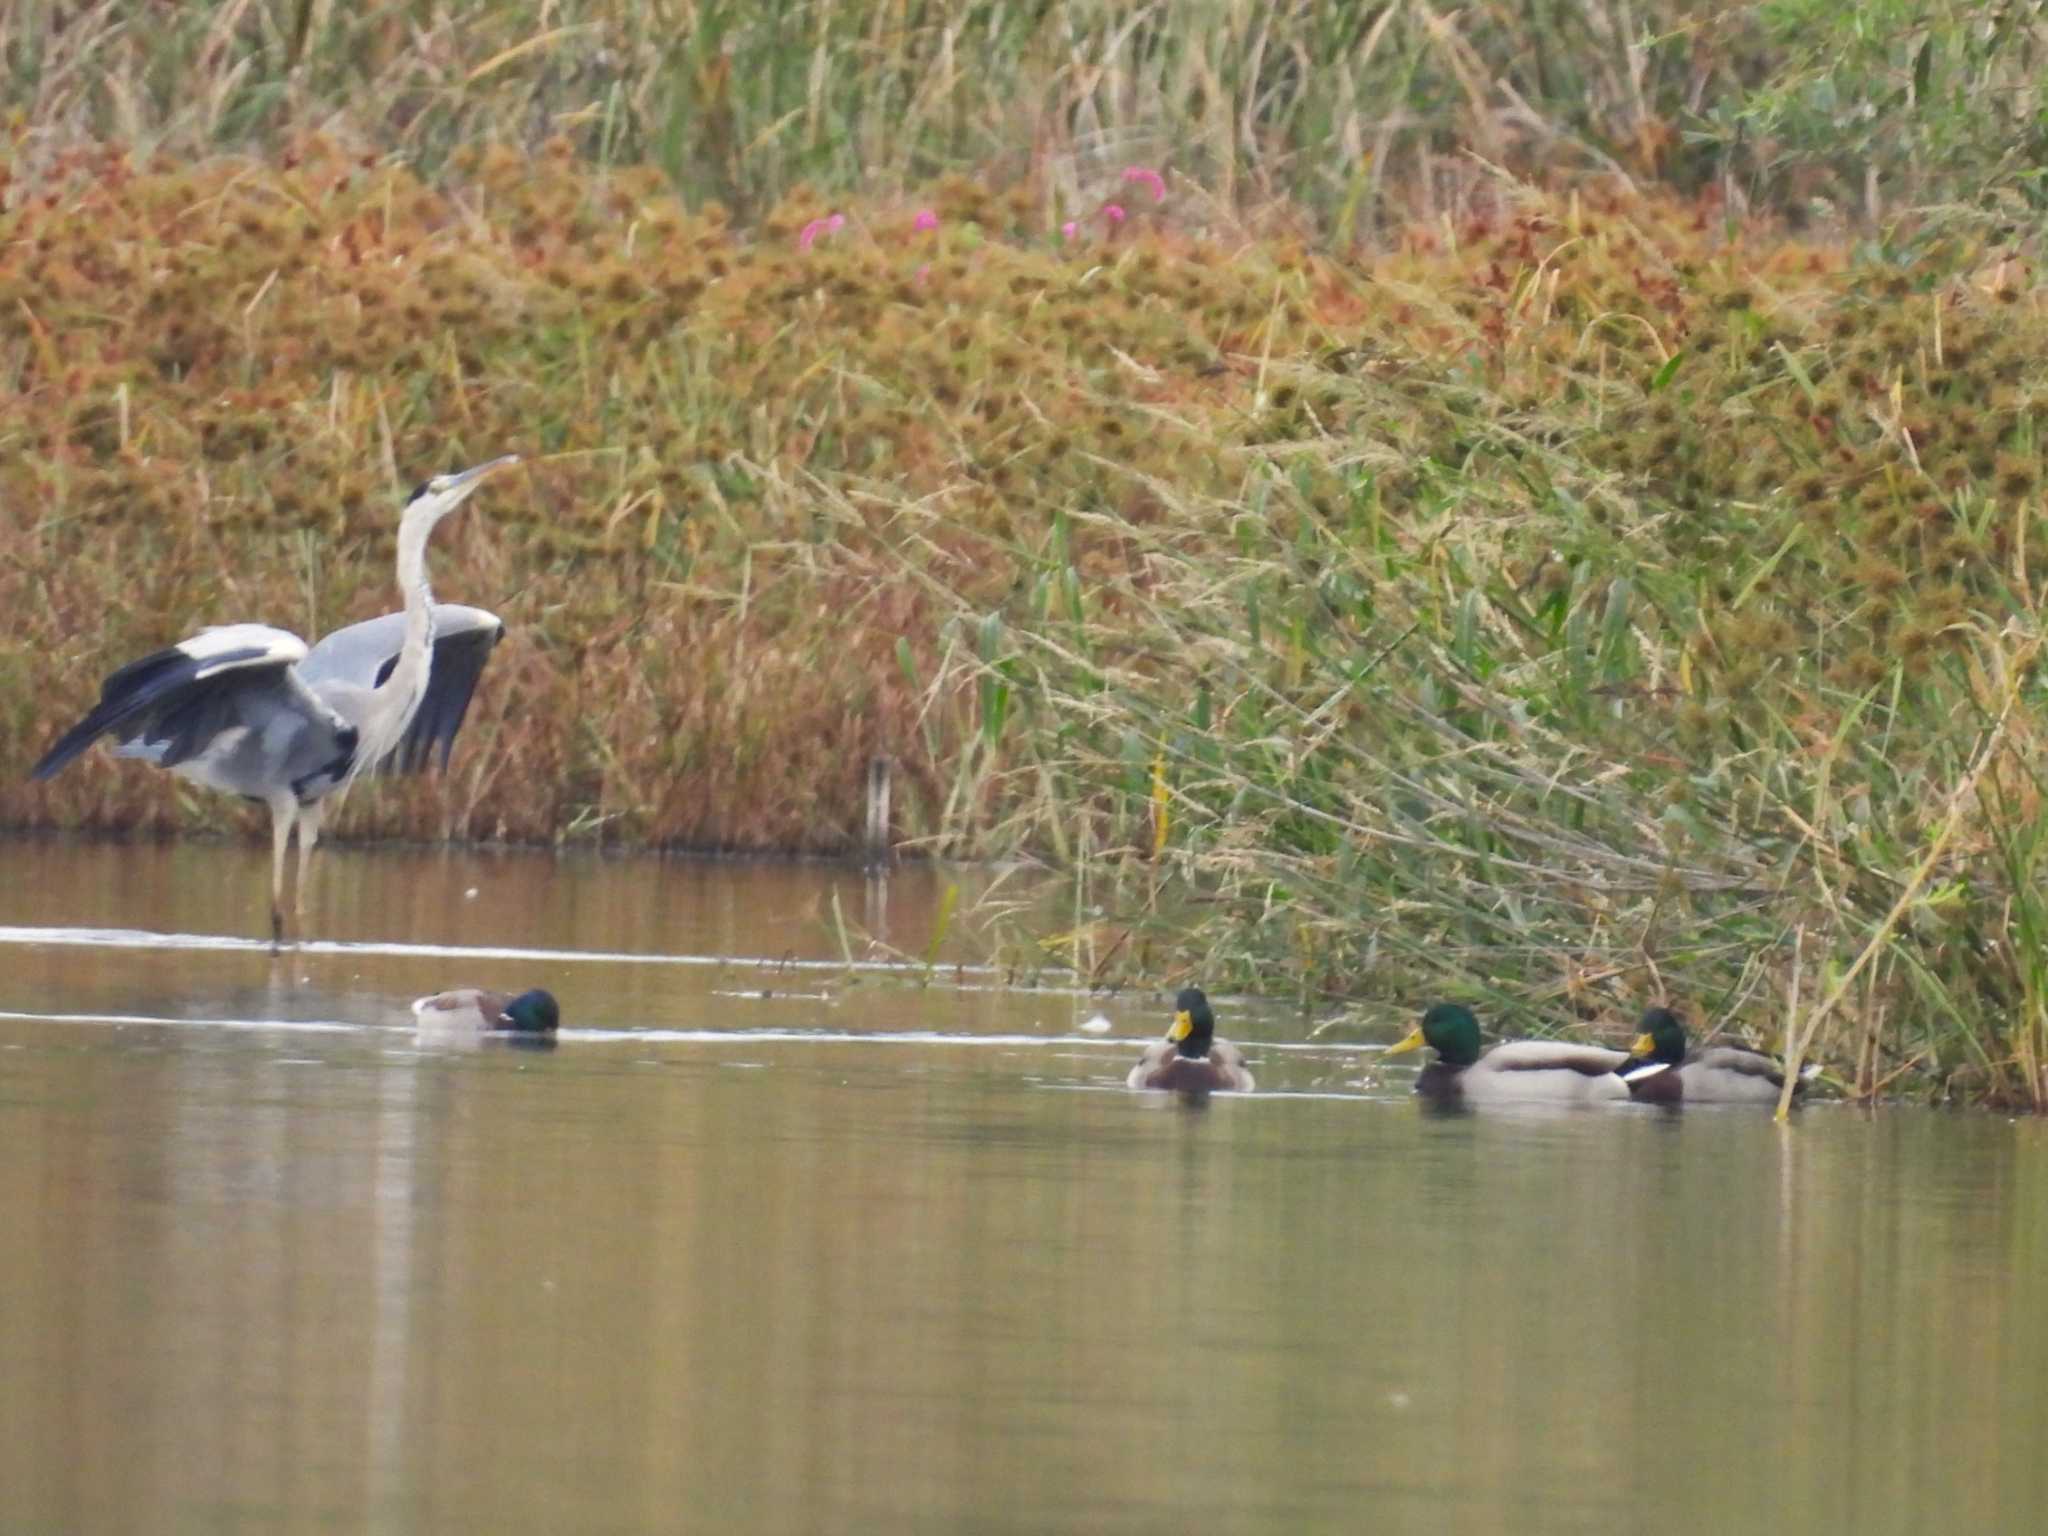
[297, 604, 506, 774]
[91, 624, 351, 790]
[30, 456, 518, 946]
[91, 608, 501, 790]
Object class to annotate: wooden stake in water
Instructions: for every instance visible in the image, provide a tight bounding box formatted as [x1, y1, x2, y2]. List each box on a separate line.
[865, 755, 893, 866]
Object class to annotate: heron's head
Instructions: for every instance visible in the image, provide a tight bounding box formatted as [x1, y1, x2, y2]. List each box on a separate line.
[498, 988, 560, 1034]
[404, 454, 520, 530]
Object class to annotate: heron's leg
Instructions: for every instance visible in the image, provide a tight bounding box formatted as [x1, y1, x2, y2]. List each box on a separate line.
[294, 801, 326, 935]
[267, 797, 295, 953]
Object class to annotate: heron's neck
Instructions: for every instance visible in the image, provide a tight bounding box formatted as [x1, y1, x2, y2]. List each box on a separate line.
[363, 507, 440, 764]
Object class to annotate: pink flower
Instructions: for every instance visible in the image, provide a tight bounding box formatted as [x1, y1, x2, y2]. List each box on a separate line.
[1101, 203, 1126, 225]
[1062, 220, 1079, 241]
[797, 213, 846, 251]
[912, 208, 939, 233]
[1121, 165, 1166, 203]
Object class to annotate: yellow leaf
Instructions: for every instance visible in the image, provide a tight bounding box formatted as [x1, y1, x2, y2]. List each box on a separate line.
[466, 26, 592, 86]
[1150, 754, 1170, 860]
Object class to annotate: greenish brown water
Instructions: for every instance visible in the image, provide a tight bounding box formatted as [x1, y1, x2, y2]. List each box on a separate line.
[0, 842, 2043, 1534]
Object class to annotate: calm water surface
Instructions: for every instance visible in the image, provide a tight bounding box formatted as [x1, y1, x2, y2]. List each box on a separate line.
[0, 841, 2044, 1534]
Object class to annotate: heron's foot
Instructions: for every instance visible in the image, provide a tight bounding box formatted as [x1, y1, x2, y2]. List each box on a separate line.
[270, 904, 286, 955]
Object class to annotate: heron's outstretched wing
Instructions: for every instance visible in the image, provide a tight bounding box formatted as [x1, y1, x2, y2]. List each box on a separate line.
[300, 604, 504, 775]
[31, 624, 315, 779]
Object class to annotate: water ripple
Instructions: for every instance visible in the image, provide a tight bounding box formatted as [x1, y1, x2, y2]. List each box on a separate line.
[0, 922, 1009, 977]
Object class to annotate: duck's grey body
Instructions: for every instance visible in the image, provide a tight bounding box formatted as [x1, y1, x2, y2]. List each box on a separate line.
[1623, 1046, 1791, 1105]
[412, 987, 560, 1036]
[1438, 1041, 1633, 1103]
[1126, 1039, 1256, 1093]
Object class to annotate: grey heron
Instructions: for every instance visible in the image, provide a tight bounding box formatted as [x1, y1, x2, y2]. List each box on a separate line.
[30, 454, 520, 947]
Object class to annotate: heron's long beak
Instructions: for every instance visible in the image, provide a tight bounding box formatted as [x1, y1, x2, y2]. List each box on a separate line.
[448, 454, 520, 494]
[1627, 1032, 1655, 1058]
[1384, 1026, 1426, 1056]
[1168, 1010, 1193, 1043]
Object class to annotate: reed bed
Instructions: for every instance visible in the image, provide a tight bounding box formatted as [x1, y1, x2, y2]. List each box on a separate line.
[6, 1, 2045, 229]
[5, 3, 2048, 1102]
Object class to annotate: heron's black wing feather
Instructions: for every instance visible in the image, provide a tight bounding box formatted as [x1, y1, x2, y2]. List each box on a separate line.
[376, 623, 504, 776]
[31, 645, 278, 779]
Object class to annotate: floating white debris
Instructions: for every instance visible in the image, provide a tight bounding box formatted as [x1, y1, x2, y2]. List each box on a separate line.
[1078, 1014, 1113, 1035]
[464, 887, 480, 900]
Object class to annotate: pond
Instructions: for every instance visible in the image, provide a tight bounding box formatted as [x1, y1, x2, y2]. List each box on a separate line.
[0, 841, 2042, 1534]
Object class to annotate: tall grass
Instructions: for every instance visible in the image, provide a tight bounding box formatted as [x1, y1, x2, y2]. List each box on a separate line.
[4, 2, 2046, 232]
[786, 188, 2048, 1106]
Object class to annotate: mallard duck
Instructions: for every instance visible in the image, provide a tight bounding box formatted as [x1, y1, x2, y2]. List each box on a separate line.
[411, 987, 560, 1036]
[1385, 1002, 1630, 1102]
[1616, 1006, 1801, 1105]
[1126, 987, 1255, 1093]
